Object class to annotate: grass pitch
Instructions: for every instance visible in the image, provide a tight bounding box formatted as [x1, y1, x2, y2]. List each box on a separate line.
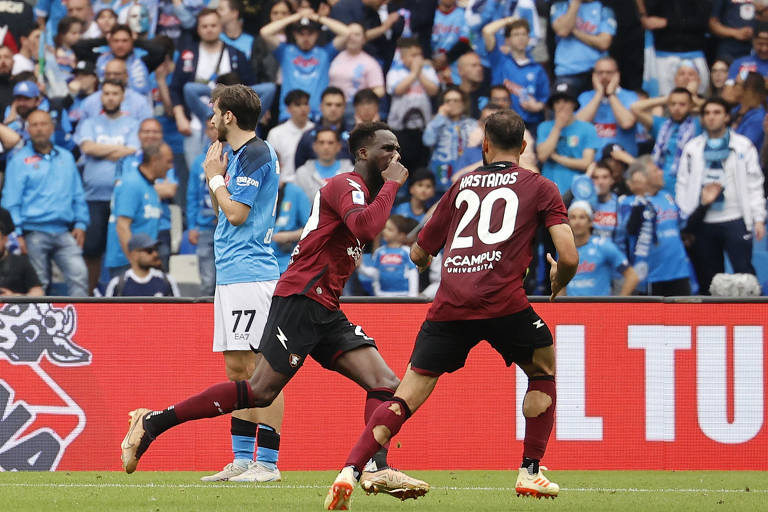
[1, 470, 765, 512]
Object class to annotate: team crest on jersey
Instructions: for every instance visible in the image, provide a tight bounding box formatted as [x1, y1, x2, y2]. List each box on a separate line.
[289, 353, 302, 368]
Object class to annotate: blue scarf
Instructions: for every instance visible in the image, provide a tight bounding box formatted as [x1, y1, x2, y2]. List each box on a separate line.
[702, 130, 730, 210]
[651, 115, 697, 177]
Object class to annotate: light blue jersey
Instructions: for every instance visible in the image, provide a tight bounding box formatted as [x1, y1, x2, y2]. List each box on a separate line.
[577, 88, 639, 155]
[74, 114, 140, 201]
[186, 153, 217, 232]
[551, 1, 616, 76]
[567, 236, 628, 296]
[275, 42, 338, 121]
[215, 137, 280, 284]
[221, 32, 255, 59]
[115, 152, 177, 232]
[104, 169, 162, 269]
[537, 119, 600, 194]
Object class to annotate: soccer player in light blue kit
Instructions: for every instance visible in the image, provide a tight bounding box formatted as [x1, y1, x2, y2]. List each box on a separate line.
[197, 84, 285, 483]
[565, 201, 638, 296]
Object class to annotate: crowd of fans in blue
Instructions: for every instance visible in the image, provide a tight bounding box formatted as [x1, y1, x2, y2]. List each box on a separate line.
[0, 0, 766, 298]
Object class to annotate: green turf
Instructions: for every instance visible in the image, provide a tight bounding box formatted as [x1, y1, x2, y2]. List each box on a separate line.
[0, 471, 765, 512]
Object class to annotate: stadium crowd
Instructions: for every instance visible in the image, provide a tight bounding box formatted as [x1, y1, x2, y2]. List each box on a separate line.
[0, 0, 766, 298]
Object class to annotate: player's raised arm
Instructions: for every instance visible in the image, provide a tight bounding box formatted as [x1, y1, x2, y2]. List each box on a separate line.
[547, 223, 579, 301]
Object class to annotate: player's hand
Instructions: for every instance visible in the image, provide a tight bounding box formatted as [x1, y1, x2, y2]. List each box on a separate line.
[188, 229, 199, 245]
[71, 228, 86, 247]
[547, 253, 563, 301]
[417, 254, 432, 273]
[204, 141, 228, 180]
[381, 152, 408, 185]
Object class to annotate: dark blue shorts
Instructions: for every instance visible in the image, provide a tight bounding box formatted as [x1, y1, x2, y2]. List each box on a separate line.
[83, 201, 110, 258]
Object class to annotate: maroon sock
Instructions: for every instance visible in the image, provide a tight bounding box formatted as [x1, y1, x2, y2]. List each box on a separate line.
[175, 380, 254, 422]
[345, 398, 410, 472]
[522, 376, 556, 460]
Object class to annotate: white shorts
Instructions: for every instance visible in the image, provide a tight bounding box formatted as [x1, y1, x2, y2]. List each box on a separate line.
[212, 280, 277, 352]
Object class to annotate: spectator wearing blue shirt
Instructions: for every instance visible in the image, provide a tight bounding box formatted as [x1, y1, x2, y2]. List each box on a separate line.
[469, 0, 542, 68]
[105, 233, 180, 297]
[271, 179, 312, 273]
[482, 17, 548, 135]
[96, 25, 152, 95]
[709, 0, 758, 62]
[728, 71, 766, 152]
[74, 79, 140, 292]
[577, 57, 639, 156]
[392, 168, 436, 225]
[260, 9, 350, 122]
[537, 81, 599, 195]
[589, 161, 620, 240]
[423, 86, 478, 194]
[565, 201, 638, 296]
[431, 0, 472, 84]
[104, 143, 172, 277]
[80, 59, 153, 123]
[1, 110, 89, 296]
[550, 0, 616, 95]
[359, 215, 420, 297]
[626, 156, 692, 296]
[186, 121, 219, 296]
[632, 87, 702, 194]
[727, 23, 768, 80]
[294, 127, 353, 202]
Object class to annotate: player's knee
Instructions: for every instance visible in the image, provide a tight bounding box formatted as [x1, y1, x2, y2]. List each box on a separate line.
[372, 424, 392, 446]
[371, 373, 400, 392]
[225, 365, 250, 381]
[522, 390, 553, 418]
[249, 385, 279, 407]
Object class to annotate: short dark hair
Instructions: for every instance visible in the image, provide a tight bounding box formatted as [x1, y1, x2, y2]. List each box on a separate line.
[314, 127, 340, 142]
[151, 35, 175, 60]
[353, 88, 379, 106]
[221, 0, 243, 16]
[490, 84, 510, 96]
[409, 168, 435, 186]
[756, 21, 768, 38]
[440, 85, 469, 115]
[388, 214, 419, 235]
[742, 71, 767, 97]
[702, 96, 730, 114]
[102, 78, 126, 91]
[483, 110, 525, 151]
[396, 36, 420, 49]
[321, 86, 345, 101]
[504, 18, 530, 37]
[348, 121, 391, 161]
[668, 87, 693, 101]
[284, 88, 310, 106]
[109, 24, 133, 38]
[211, 84, 262, 131]
[55, 16, 84, 46]
[197, 7, 220, 25]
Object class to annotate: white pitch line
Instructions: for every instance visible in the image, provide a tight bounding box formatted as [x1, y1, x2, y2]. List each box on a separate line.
[0, 483, 765, 493]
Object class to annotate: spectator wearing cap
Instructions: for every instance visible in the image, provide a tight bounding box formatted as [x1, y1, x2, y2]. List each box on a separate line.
[293, 86, 352, 170]
[537, 81, 600, 195]
[3, 80, 43, 154]
[169, 8, 269, 137]
[267, 89, 315, 181]
[1, 110, 89, 296]
[114, 119, 179, 271]
[0, 207, 43, 296]
[294, 127, 353, 201]
[260, 7, 350, 122]
[640, 0, 711, 97]
[564, 200, 638, 296]
[576, 56, 639, 156]
[632, 87, 702, 194]
[80, 59, 153, 122]
[709, 0, 758, 62]
[186, 120, 219, 296]
[482, 17, 549, 136]
[728, 22, 768, 80]
[104, 233, 180, 297]
[104, 143, 173, 279]
[550, 0, 616, 95]
[676, 97, 766, 295]
[74, 79, 140, 292]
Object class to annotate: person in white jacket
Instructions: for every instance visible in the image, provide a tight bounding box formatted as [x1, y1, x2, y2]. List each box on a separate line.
[676, 97, 766, 295]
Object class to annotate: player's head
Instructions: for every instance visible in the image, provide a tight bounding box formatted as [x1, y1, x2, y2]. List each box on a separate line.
[567, 201, 593, 237]
[27, 110, 54, 152]
[382, 214, 418, 246]
[349, 121, 398, 171]
[591, 160, 615, 197]
[505, 18, 530, 52]
[667, 87, 694, 123]
[408, 168, 435, 202]
[481, 110, 526, 165]
[210, 84, 262, 141]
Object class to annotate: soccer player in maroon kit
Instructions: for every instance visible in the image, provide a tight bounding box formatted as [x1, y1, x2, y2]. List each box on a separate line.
[324, 110, 579, 510]
[121, 122, 430, 498]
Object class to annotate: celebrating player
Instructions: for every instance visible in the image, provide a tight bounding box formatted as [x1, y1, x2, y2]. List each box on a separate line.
[121, 122, 430, 499]
[188, 84, 285, 483]
[324, 110, 579, 510]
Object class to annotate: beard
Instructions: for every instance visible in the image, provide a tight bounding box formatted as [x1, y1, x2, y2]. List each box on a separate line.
[216, 120, 228, 142]
[103, 104, 121, 115]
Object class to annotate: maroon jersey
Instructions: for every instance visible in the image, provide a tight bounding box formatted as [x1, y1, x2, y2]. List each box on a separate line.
[418, 162, 567, 321]
[275, 172, 400, 310]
